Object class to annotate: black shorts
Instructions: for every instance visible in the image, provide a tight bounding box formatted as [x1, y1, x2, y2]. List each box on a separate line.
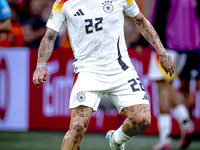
[179, 50, 200, 79]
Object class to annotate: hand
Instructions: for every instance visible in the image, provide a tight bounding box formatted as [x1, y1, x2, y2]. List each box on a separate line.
[33, 65, 49, 88]
[159, 53, 175, 77]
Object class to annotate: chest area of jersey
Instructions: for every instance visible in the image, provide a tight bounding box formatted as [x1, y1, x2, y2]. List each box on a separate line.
[68, 0, 123, 27]
[72, 0, 116, 15]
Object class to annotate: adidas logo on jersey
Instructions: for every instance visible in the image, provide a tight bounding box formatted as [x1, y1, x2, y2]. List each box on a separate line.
[74, 9, 84, 16]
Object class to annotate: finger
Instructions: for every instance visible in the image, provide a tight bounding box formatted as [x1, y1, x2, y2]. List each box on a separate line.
[33, 74, 40, 86]
[36, 78, 42, 88]
[169, 67, 173, 77]
[33, 77, 36, 85]
[169, 67, 172, 76]
[171, 70, 174, 76]
[33, 72, 37, 84]
[34, 77, 40, 87]
[43, 73, 49, 81]
[38, 78, 42, 84]
[35, 77, 40, 85]
[172, 65, 175, 71]
[166, 67, 170, 76]
[171, 65, 175, 73]
[34, 79, 40, 88]
[38, 76, 44, 84]
[170, 70, 173, 77]
[164, 68, 168, 74]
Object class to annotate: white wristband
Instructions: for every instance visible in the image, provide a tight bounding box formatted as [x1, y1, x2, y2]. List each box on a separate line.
[37, 63, 46, 68]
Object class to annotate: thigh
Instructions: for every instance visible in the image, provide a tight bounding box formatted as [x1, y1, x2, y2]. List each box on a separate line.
[107, 68, 149, 111]
[69, 73, 103, 112]
[69, 90, 102, 112]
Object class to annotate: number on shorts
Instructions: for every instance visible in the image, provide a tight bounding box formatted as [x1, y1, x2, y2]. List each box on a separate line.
[128, 78, 145, 92]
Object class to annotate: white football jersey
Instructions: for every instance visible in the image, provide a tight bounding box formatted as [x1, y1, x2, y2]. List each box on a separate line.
[46, 0, 140, 74]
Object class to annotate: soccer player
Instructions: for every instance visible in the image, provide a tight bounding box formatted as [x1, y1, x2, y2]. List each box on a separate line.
[0, 0, 11, 32]
[148, 0, 199, 149]
[32, 0, 175, 149]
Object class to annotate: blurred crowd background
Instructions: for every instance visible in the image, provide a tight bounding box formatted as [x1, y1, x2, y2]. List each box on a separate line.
[1, 0, 199, 50]
[0, 0, 160, 49]
[0, 0, 69, 48]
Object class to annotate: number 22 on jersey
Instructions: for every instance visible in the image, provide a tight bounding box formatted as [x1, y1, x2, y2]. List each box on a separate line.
[84, 17, 103, 34]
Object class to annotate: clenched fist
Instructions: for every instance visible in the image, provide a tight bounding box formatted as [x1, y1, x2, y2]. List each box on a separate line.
[33, 64, 49, 88]
[159, 53, 176, 77]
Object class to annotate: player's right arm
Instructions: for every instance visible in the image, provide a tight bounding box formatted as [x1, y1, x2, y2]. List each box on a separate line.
[32, 27, 59, 88]
[33, 0, 66, 87]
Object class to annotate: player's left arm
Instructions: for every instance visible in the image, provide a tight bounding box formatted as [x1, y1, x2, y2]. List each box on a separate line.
[129, 11, 175, 76]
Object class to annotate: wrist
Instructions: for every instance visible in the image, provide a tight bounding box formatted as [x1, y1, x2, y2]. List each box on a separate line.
[158, 51, 168, 57]
[36, 63, 46, 68]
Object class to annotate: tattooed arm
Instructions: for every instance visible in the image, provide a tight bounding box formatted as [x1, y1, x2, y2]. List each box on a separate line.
[33, 28, 59, 87]
[130, 12, 175, 76]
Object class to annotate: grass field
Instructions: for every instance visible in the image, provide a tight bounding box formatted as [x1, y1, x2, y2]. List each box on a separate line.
[0, 131, 200, 150]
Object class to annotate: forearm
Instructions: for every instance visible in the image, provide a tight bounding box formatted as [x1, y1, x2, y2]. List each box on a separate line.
[37, 38, 54, 65]
[0, 18, 11, 32]
[37, 28, 59, 66]
[131, 12, 167, 56]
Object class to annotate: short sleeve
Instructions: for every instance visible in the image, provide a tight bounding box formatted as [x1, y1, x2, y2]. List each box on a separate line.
[123, 1, 140, 17]
[0, 0, 11, 21]
[46, 0, 67, 33]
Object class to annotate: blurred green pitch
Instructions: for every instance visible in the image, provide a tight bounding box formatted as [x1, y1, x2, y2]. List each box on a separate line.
[0, 132, 200, 150]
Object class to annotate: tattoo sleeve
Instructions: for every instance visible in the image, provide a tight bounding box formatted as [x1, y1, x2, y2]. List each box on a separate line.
[37, 28, 59, 64]
[131, 12, 167, 55]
